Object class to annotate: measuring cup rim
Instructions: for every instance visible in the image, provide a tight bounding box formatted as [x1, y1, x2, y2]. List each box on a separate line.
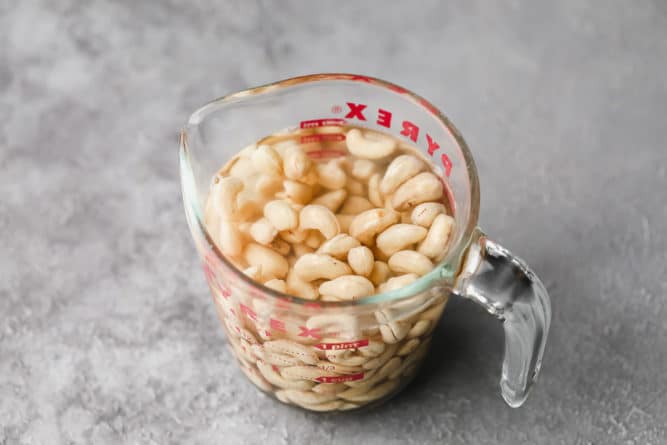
[179, 73, 480, 307]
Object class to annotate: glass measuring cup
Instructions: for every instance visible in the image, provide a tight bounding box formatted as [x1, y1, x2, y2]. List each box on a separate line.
[179, 74, 551, 411]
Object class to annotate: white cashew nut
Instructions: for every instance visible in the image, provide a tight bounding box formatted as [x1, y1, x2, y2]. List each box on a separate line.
[345, 128, 397, 159]
[388, 250, 433, 276]
[293, 253, 352, 282]
[299, 205, 340, 240]
[243, 242, 289, 280]
[369, 261, 391, 287]
[417, 213, 454, 259]
[318, 275, 375, 301]
[251, 144, 283, 176]
[263, 200, 298, 231]
[279, 179, 313, 204]
[349, 208, 400, 245]
[380, 154, 425, 195]
[264, 278, 287, 293]
[317, 160, 347, 189]
[391, 172, 444, 211]
[311, 188, 347, 212]
[367, 173, 384, 207]
[317, 233, 361, 259]
[411, 202, 447, 228]
[282, 146, 312, 180]
[249, 217, 278, 245]
[375, 223, 428, 256]
[347, 246, 374, 276]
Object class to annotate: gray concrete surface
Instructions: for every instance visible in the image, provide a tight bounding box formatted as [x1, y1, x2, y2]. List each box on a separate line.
[1, 1, 666, 444]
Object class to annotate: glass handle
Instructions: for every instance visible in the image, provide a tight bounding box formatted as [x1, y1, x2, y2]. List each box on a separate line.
[454, 229, 551, 407]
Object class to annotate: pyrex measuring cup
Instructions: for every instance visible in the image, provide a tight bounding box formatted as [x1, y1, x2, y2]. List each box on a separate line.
[179, 74, 551, 411]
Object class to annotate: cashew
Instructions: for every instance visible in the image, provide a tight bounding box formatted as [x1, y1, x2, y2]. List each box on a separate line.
[346, 128, 397, 159]
[256, 360, 314, 390]
[243, 243, 289, 280]
[252, 144, 283, 176]
[311, 383, 348, 395]
[388, 250, 433, 276]
[263, 340, 319, 365]
[254, 175, 283, 199]
[417, 213, 454, 259]
[306, 313, 361, 339]
[264, 278, 287, 293]
[380, 154, 425, 195]
[317, 160, 347, 189]
[391, 172, 443, 211]
[336, 214, 355, 233]
[411, 202, 447, 228]
[340, 196, 374, 214]
[293, 254, 352, 281]
[302, 231, 322, 249]
[279, 229, 308, 244]
[369, 261, 391, 287]
[317, 234, 361, 260]
[311, 189, 347, 212]
[299, 205, 340, 240]
[407, 319, 431, 338]
[235, 190, 263, 221]
[349, 208, 400, 245]
[214, 222, 244, 257]
[282, 146, 312, 180]
[249, 217, 278, 245]
[350, 158, 378, 180]
[397, 338, 421, 356]
[379, 321, 411, 344]
[209, 176, 244, 220]
[367, 173, 384, 207]
[264, 200, 298, 231]
[243, 265, 262, 280]
[378, 273, 419, 293]
[378, 224, 429, 258]
[345, 178, 365, 196]
[358, 339, 386, 358]
[347, 246, 374, 277]
[319, 275, 375, 301]
[286, 269, 319, 300]
[277, 388, 338, 405]
[361, 343, 399, 371]
[279, 179, 313, 204]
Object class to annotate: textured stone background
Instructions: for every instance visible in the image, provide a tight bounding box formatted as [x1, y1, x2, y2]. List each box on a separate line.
[1, 1, 666, 444]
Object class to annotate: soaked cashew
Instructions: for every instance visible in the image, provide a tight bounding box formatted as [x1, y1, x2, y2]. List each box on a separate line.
[299, 205, 340, 240]
[349, 208, 400, 245]
[346, 128, 397, 159]
[369, 261, 391, 287]
[252, 144, 283, 176]
[317, 234, 361, 260]
[286, 269, 319, 300]
[376, 224, 428, 256]
[367, 173, 384, 207]
[264, 278, 287, 293]
[380, 154, 425, 195]
[418, 213, 454, 259]
[293, 243, 315, 258]
[280, 179, 313, 204]
[311, 189, 347, 212]
[340, 196, 374, 214]
[264, 200, 298, 231]
[243, 243, 289, 280]
[304, 231, 325, 249]
[263, 340, 319, 365]
[319, 275, 375, 301]
[282, 146, 312, 180]
[209, 176, 244, 220]
[336, 214, 355, 233]
[391, 172, 443, 211]
[411, 202, 447, 228]
[317, 160, 347, 190]
[378, 273, 419, 293]
[293, 254, 352, 281]
[350, 159, 378, 180]
[250, 217, 278, 245]
[347, 246, 374, 277]
[388, 250, 433, 276]
[217, 223, 244, 257]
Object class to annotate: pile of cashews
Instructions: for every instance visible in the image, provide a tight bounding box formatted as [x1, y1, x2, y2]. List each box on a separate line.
[205, 126, 455, 411]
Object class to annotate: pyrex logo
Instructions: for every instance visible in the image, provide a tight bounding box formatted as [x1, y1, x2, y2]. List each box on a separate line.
[343, 102, 453, 177]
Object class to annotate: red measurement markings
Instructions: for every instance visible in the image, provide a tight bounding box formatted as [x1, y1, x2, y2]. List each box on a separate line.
[306, 149, 346, 159]
[300, 118, 346, 128]
[300, 133, 345, 144]
[316, 372, 365, 383]
[314, 339, 369, 350]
